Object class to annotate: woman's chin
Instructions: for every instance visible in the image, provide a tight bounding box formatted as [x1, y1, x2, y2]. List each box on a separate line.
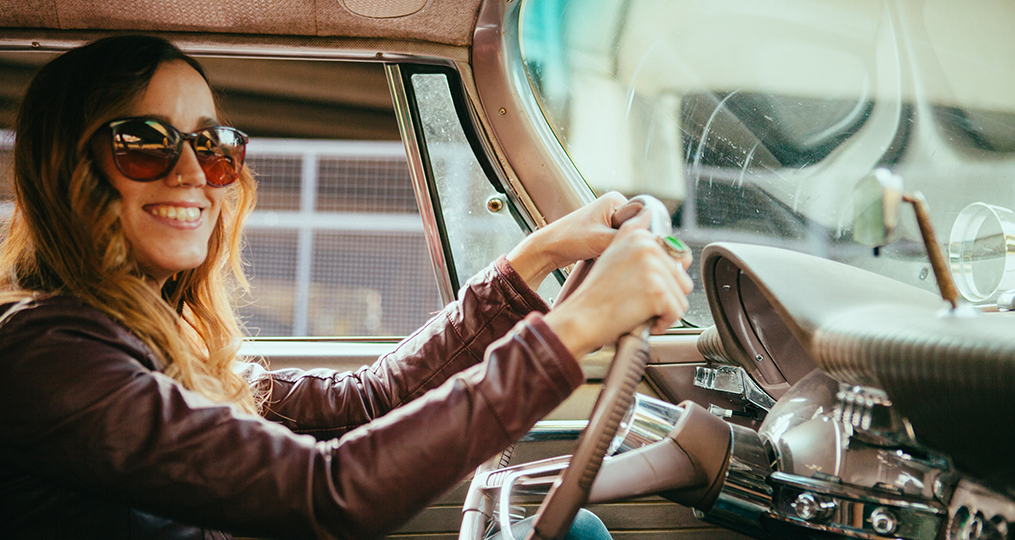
[138, 253, 207, 285]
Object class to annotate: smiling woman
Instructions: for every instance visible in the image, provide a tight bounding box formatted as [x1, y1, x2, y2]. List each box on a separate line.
[0, 34, 690, 539]
[3, 36, 260, 411]
[90, 61, 234, 286]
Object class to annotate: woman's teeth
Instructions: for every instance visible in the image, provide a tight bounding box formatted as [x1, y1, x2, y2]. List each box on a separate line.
[149, 206, 201, 222]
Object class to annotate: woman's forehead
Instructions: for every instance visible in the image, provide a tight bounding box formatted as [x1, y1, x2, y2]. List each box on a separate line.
[128, 60, 217, 128]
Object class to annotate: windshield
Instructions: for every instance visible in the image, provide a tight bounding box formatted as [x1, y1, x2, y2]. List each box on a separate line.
[519, 0, 1015, 326]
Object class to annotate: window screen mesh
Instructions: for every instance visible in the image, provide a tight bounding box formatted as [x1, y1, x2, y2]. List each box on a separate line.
[247, 155, 302, 211]
[240, 142, 443, 337]
[316, 157, 418, 213]
[309, 231, 440, 336]
[240, 229, 300, 337]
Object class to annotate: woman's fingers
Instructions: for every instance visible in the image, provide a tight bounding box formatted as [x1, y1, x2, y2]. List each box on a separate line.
[506, 192, 635, 291]
[541, 196, 696, 357]
[537, 192, 629, 267]
[616, 207, 652, 233]
[573, 225, 691, 340]
[648, 261, 691, 333]
[660, 243, 694, 295]
[616, 227, 691, 332]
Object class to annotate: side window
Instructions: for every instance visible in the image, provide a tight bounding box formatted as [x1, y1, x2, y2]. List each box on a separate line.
[401, 67, 562, 300]
[0, 53, 444, 338]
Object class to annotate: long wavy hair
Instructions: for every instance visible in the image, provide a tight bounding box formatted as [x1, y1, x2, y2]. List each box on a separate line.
[0, 35, 260, 413]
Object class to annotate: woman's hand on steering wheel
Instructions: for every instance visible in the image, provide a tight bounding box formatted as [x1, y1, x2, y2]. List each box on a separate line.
[543, 210, 694, 359]
[507, 192, 629, 291]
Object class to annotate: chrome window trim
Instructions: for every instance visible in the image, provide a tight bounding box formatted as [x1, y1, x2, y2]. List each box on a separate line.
[472, 0, 595, 223]
[386, 62, 554, 303]
[519, 419, 588, 442]
[240, 339, 399, 358]
[453, 60, 548, 231]
[386, 64, 458, 305]
[0, 33, 469, 64]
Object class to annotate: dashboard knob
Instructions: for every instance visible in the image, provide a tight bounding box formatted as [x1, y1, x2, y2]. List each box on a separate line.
[791, 492, 836, 522]
[870, 507, 899, 535]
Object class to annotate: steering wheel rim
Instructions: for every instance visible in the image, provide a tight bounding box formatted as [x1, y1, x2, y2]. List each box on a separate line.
[523, 196, 674, 540]
[524, 325, 652, 540]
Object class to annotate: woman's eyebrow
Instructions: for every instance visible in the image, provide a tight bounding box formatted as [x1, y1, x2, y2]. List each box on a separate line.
[138, 114, 173, 124]
[135, 115, 221, 129]
[197, 116, 221, 129]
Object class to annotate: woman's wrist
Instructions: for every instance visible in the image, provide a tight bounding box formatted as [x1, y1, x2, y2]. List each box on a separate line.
[543, 304, 598, 360]
[506, 231, 557, 291]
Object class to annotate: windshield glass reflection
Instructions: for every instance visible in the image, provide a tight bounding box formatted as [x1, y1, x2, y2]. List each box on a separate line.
[519, 0, 1015, 326]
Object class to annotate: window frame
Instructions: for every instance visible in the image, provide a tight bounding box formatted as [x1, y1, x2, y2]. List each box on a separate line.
[388, 62, 550, 301]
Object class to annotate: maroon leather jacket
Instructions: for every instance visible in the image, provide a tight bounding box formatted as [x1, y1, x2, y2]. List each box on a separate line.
[0, 257, 583, 539]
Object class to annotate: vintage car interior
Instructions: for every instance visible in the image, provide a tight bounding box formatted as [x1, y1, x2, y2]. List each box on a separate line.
[2, 0, 1013, 539]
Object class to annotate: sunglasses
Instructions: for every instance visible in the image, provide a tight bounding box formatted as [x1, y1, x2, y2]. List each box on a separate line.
[103, 117, 248, 187]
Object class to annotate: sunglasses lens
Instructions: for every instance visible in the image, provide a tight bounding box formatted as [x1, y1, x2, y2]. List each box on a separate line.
[108, 120, 247, 186]
[194, 127, 246, 187]
[111, 120, 180, 181]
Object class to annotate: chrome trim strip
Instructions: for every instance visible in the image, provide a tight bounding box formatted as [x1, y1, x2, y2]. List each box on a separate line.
[697, 424, 773, 539]
[473, 0, 594, 223]
[518, 420, 588, 442]
[0, 35, 467, 64]
[769, 472, 947, 515]
[386, 63, 458, 305]
[239, 340, 398, 358]
[243, 336, 404, 343]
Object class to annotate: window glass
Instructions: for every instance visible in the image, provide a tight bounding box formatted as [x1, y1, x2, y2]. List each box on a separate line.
[0, 54, 443, 337]
[410, 71, 561, 299]
[519, 0, 1015, 326]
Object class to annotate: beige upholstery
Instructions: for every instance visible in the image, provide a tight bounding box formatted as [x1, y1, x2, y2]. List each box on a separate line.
[2, 0, 482, 46]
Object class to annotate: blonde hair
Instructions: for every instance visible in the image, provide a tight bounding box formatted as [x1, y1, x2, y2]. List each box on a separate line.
[0, 36, 261, 413]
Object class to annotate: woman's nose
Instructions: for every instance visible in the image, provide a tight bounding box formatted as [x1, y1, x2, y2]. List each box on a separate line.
[168, 142, 207, 187]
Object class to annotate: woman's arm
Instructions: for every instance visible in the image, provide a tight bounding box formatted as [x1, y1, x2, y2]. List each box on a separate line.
[0, 298, 581, 539]
[256, 193, 634, 437]
[0, 195, 692, 539]
[254, 255, 550, 438]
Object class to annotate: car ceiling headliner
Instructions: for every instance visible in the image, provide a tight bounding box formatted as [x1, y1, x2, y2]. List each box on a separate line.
[0, 0, 487, 141]
[3, 0, 483, 47]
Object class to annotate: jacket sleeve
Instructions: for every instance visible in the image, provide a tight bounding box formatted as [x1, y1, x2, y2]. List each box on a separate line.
[0, 301, 581, 539]
[251, 256, 553, 439]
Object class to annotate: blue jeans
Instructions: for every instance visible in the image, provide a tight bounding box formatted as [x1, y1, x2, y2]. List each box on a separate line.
[489, 509, 612, 540]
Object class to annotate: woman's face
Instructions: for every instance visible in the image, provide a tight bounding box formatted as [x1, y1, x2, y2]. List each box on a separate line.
[92, 60, 226, 287]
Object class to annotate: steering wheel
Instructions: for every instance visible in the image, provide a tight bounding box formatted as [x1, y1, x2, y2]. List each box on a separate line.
[523, 195, 681, 540]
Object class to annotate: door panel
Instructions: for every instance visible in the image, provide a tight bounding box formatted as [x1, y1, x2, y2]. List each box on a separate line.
[246, 336, 753, 539]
